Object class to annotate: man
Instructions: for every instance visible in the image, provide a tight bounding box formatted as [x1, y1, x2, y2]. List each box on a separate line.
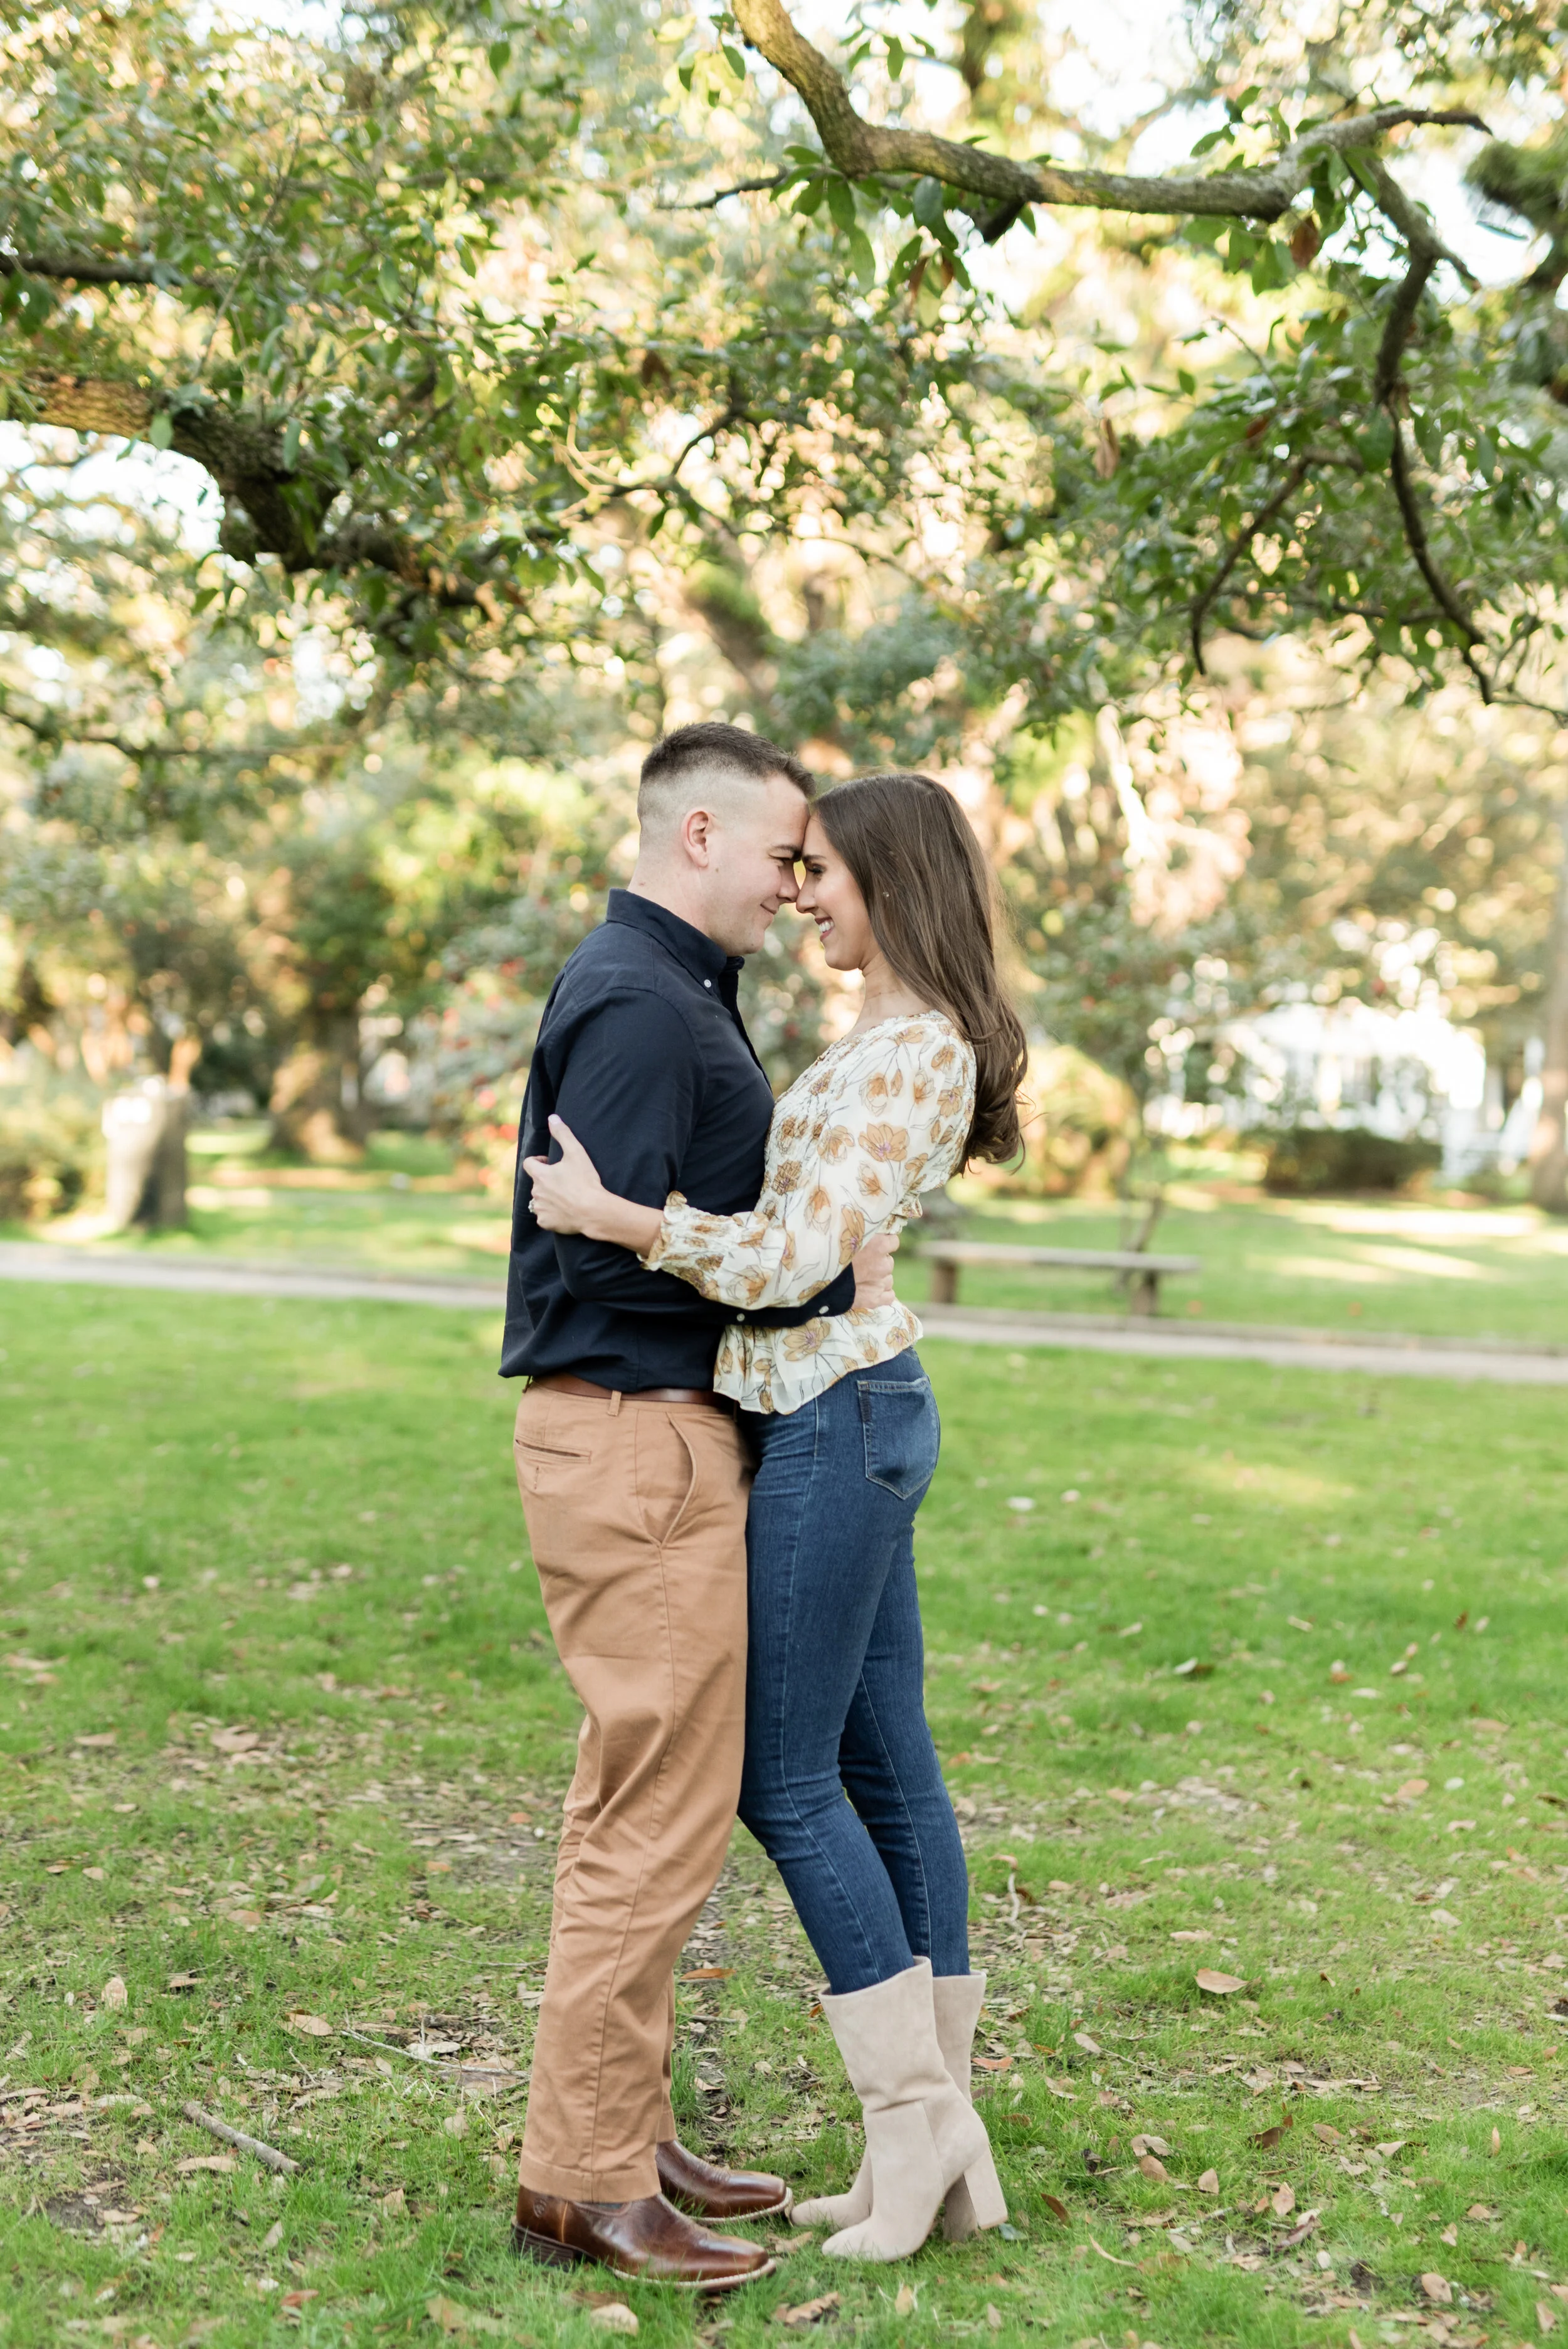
[501, 722, 892, 2291]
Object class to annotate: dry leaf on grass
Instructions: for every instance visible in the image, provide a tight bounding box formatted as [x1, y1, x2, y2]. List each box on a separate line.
[260, 2221, 283, 2252]
[985, 2307, 1003, 2333]
[893, 2285, 917, 2316]
[75, 1732, 117, 1748]
[1313, 2123, 1341, 2145]
[379, 2188, 407, 2216]
[1073, 2032, 1102, 2055]
[1539, 2306, 1559, 2338]
[1491, 2127, 1502, 2155]
[425, 2298, 507, 2338]
[175, 2155, 235, 2175]
[102, 1975, 128, 2010]
[772, 2293, 840, 2328]
[1271, 2184, 1296, 2218]
[585, 2315, 635, 2339]
[443, 2109, 469, 2139]
[287, 2013, 332, 2037]
[1466, 2203, 1498, 2220]
[1279, 2211, 1320, 2249]
[1131, 2134, 1171, 2158]
[1138, 2155, 1169, 2183]
[166, 1973, 200, 1991]
[1394, 1779, 1429, 1801]
[681, 1967, 733, 1981]
[1197, 2170, 1219, 2195]
[1088, 2235, 1135, 2267]
[1419, 2274, 1454, 2306]
[1195, 1969, 1244, 1996]
[1041, 2193, 1071, 2221]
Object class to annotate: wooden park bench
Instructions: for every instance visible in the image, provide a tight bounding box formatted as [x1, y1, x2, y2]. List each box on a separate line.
[922, 1240, 1201, 1317]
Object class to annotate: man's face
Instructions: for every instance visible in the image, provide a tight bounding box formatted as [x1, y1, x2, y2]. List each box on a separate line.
[700, 773, 810, 957]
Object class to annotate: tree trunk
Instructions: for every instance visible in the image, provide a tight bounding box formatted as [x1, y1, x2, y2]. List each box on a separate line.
[1528, 803, 1568, 1214]
[268, 1017, 373, 1160]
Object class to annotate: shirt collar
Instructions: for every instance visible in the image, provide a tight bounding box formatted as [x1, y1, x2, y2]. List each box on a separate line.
[606, 888, 739, 988]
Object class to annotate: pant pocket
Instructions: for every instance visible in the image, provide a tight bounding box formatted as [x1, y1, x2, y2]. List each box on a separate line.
[859, 1376, 940, 1500]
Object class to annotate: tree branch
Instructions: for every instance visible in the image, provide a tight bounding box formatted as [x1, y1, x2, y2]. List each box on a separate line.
[732, 0, 1487, 223]
[1190, 456, 1311, 673]
[0, 251, 187, 288]
[661, 172, 791, 212]
[1370, 253, 1495, 701]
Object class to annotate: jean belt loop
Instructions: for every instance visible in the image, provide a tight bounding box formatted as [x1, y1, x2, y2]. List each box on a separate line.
[609, 1389, 623, 1416]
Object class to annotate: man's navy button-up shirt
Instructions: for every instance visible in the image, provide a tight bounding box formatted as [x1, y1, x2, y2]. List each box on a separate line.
[501, 889, 854, 1391]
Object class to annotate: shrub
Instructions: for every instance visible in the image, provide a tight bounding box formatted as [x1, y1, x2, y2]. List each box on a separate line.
[0, 1074, 104, 1220]
[1262, 1123, 1442, 1196]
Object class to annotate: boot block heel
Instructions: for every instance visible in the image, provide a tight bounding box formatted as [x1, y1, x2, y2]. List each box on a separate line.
[959, 2141, 1007, 2232]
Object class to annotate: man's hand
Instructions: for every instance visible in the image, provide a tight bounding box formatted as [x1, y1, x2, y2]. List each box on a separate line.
[852, 1231, 899, 1313]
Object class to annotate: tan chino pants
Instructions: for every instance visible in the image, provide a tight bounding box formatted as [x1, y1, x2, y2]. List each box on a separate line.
[511, 1382, 751, 2202]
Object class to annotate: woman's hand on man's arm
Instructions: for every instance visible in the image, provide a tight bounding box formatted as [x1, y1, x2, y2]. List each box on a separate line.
[523, 1115, 664, 1255]
[851, 1231, 899, 1312]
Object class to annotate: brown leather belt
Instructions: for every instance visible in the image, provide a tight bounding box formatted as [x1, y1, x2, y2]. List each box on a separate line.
[527, 1372, 733, 1410]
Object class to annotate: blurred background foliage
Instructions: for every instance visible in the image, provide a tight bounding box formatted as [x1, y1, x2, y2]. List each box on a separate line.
[4, 0, 1568, 1217]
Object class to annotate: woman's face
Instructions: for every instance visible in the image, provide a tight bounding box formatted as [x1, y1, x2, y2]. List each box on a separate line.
[796, 814, 875, 972]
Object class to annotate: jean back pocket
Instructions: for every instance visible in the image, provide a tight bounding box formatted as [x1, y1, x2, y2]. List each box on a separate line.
[859, 1374, 940, 1500]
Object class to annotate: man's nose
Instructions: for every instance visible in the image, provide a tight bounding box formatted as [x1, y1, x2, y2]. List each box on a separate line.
[776, 867, 801, 902]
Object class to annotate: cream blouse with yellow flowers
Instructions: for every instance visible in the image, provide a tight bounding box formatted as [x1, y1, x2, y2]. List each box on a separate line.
[642, 1010, 977, 1416]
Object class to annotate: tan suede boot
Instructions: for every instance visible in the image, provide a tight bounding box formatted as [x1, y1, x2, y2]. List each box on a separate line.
[931, 1971, 1004, 2241]
[788, 1963, 936, 2230]
[818, 1964, 1006, 2262]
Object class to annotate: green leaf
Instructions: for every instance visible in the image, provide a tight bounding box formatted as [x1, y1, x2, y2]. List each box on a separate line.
[846, 225, 876, 288]
[487, 40, 509, 71]
[282, 418, 302, 470]
[148, 411, 173, 450]
[886, 33, 905, 78]
[721, 43, 745, 81]
[827, 178, 857, 234]
[912, 176, 946, 231]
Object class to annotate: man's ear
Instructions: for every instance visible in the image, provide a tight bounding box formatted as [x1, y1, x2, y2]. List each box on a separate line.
[678, 803, 716, 869]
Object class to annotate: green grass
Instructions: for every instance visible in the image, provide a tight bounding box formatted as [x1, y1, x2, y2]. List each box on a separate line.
[3, 1283, 1568, 2345]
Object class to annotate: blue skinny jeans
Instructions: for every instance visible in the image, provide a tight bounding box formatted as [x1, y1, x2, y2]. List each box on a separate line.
[736, 1349, 971, 1995]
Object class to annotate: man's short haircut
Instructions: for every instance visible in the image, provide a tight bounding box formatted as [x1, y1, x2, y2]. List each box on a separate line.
[637, 721, 814, 842]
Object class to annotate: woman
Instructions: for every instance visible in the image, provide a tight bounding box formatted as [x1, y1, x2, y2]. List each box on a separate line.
[523, 772, 1028, 2262]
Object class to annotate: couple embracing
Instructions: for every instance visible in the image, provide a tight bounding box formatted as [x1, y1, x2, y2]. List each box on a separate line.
[501, 721, 1027, 2291]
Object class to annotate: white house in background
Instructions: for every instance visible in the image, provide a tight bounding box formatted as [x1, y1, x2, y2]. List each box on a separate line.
[1150, 997, 1515, 1178]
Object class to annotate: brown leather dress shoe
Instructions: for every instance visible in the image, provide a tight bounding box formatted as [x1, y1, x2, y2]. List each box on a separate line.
[512, 2185, 776, 2291]
[657, 2138, 792, 2221]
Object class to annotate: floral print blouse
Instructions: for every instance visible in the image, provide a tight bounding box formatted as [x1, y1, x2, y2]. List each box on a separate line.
[642, 1010, 977, 1415]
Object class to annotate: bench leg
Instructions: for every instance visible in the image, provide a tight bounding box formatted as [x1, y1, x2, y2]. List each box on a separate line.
[930, 1259, 958, 1307]
[1130, 1271, 1159, 1317]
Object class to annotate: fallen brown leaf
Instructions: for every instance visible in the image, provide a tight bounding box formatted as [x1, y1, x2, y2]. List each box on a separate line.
[1419, 2274, 1453, 2306]
[681, 1967, 733, 1981]
[287, 2013, 332, 2038]
[1041, 2193, 1071, 2221]
[1131, 2134, 1172, 2158]
[772, 2293, 840, 2328]
[1195, 1968, 1244, 1996]
[1138, 2154, 1169, 2183]
[1491, 2126, 1502, 2155]
[1312, 2123, 1341, 2145]
[166, 1973, 200, 1991]
[985, 2307, 1004, 2333]
[585, 2316, 634, 2340]
[1395, 1779, 1429, 1802]
[443, 2109, 469, 2139]
[102, 1976, 128, 2011]
[379, 2188, 407, 2217]
[175, 2155, 235, 2175]
[1197, 2170, 1219, 2195]
[1279, 2210, 1320, 2249]
[1271, 2183, 1296, 2218]
[1540, 2305, 1559, 2338]
[1073, 2032, 1102, 2055]
[1466, 2203, 1498, 2220]
[1088, 2235, 1135, 2266]
[893, 2285, 917, 2316]
[75, 1732, 117, 1748]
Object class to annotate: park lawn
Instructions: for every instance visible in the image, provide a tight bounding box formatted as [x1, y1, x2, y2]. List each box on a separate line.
[1, 1285, 1567, 2348]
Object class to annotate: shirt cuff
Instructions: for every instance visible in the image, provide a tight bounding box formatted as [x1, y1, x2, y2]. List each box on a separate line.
[638, 1189, 688, 1273]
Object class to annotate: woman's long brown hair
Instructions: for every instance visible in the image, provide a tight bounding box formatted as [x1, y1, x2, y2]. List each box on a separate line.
[815, 772, 1027, 1166]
